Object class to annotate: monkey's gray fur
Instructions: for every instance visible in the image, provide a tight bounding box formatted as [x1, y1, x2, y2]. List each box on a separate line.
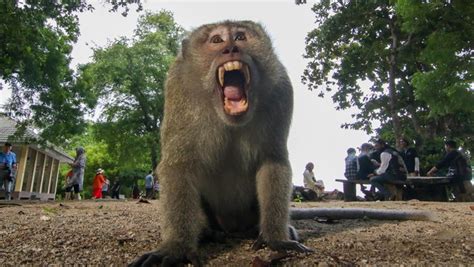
[130, 21, 433, 266]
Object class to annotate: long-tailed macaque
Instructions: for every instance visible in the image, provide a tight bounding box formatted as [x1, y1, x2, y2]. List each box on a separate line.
[130, 21, 432, 266]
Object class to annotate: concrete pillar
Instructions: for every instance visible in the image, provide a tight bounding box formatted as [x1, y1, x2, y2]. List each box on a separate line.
[14, 145, 29, 192]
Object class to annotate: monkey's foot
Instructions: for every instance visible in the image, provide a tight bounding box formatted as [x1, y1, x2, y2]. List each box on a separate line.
[129, 247, 202, 267]
[252, 235, 313, 253]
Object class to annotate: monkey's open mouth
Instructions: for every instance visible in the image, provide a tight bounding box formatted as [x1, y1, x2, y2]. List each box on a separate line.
[217, 61, 250, 116]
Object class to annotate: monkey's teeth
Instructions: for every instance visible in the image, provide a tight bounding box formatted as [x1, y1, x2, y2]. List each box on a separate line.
[224, 63, 231, 71]
[233, 61, 241, 70]
[224, 61, 243, 71]
[220, 61, 249, 88]
[223, 97, 249, 115]
[218, 67, 225, 87]
[244, 65, 250, 85]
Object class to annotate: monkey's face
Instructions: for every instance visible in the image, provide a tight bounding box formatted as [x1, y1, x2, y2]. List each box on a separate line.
[189, 23, 274, 126]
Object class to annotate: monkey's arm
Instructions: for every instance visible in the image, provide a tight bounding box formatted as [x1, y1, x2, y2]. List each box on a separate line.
[130, 163, 205, 267]
[254, 160, 312, 252]
[290, 207, 435, 221]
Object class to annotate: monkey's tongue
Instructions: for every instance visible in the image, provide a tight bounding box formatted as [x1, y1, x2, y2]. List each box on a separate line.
[223, 85, 243, 100]
[223, 85, 248, 115]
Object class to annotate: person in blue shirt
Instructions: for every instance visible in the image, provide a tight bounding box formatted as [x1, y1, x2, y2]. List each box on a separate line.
[145, 170, 154, 199]
[0, 142, 17, 200]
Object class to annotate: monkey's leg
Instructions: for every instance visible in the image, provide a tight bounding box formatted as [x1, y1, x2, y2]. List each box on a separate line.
[129, 166, 206, 267]
[253, 160, 313, 253]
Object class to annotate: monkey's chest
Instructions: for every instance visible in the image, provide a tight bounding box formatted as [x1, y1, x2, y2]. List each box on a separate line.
[199, 170, 259, 232]
[196, 140, 261, 232]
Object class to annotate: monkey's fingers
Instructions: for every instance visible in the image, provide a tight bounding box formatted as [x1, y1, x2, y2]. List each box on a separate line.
[267, 240, 314, 253]
[129, 251, 202, 267]
[129, 251, 164, 267]
[161, 253, 202, 267]
[251, 234, 265, 251]
[186, 252, 203, 267]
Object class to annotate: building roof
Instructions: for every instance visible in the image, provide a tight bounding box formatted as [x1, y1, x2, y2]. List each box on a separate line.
[0, 115, 74, 163]
[0, 116, 36, 143]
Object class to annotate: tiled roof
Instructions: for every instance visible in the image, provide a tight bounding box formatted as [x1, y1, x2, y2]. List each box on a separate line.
[0, 116, 36, 143]
[0, 115, 74, 163]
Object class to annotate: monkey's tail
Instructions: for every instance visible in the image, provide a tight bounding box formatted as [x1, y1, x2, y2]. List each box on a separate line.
[290, 207, 435, 221]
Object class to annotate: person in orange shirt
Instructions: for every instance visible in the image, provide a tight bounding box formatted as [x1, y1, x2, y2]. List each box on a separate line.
[92, 168, 106, 199]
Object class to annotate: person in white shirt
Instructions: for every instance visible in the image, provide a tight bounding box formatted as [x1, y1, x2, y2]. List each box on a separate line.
[370, 139, 408, 200]
[303, 162, 325, 197]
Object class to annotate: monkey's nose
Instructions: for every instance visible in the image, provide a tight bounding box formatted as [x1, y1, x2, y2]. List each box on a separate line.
[222, 46, 239, 55]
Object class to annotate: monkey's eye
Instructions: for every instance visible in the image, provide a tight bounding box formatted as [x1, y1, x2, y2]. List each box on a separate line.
[210, 35, 224, 43]
[235, 32, 246, 41]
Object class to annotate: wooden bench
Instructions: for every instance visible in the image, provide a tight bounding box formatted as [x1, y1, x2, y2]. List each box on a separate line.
[336, 176, 450, 201]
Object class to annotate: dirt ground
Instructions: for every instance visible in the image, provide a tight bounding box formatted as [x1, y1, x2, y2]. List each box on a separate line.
[0, 199, 473, 266]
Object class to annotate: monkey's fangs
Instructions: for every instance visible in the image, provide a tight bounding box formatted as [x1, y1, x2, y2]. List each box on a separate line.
[217, 60, 250, 116]
[218, 61, 250, 87]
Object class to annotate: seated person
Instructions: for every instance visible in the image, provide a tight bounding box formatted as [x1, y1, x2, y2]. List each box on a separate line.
[357, 143, 376, 180]
[427, 140, 472, 200]
[357, 143, 377, 199]
[370, 139, 408, 200]
[344, 148, 357, 180]
[303, 162, 325, 198]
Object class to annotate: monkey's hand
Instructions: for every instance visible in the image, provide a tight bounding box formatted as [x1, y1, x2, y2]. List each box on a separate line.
[129, 242, 202, 267]
[252, 234, 313, 253]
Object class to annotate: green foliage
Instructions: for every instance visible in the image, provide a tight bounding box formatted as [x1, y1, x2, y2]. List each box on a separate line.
[0, 1, 96, 144]
[397, 0, 474, 117]
[77, 10, 183, 169]
[0, 1, 143, 144]
[293, 193, 303, 203]
[53, 10, 182, 198]
[303, 0, 473, 156]
[60, 123, 149, 198]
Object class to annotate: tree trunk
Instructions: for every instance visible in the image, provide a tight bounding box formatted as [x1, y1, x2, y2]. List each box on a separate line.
[150, 137, 159, 171]
[388, 17, 403, 148]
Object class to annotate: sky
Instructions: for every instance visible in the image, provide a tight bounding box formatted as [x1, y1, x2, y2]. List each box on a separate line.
[0, 0, 370, 191]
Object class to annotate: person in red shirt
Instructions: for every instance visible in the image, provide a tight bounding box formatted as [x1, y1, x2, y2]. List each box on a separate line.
[92, 168, 106, 199]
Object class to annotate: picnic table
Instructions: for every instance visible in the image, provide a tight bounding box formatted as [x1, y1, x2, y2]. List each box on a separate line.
[335, 176, 452, 202]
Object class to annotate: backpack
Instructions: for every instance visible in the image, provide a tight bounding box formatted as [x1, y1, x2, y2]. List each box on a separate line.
[448, 152, 472, 181]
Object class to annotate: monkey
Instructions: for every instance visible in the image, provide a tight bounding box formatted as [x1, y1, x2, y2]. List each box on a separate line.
[130, 21, 433, 266]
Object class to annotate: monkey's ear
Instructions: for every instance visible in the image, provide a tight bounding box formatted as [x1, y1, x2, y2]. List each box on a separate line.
[179, 38, 189, 59]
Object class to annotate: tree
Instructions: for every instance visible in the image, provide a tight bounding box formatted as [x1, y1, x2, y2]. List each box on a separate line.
[303, 0, 473, 154]
[77, 11, 184, 170]
[397, 0, 473, 149]
[59, 123, 149, 199]
[0, 0, 142, 144]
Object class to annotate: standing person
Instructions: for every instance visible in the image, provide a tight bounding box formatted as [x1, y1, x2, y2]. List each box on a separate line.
[102, 176, 110, 198]
[145, 170, 154, 199]
[0, 142, 17, 200]
[92, 168, 106, 199]
[398, 138, 420, 176]
[110, 179, 121, 199]
[64, 169, 74, 200]
[65, 147, 86, 200]
[303, 162, 325, 198]
[370, 139, 408, 200]
[344, 148, 358, 180]
[132, 180, 140, 199]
